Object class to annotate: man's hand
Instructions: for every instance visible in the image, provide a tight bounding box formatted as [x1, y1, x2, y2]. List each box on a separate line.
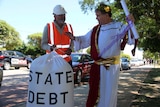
[65, 32, 75, 40]
[50, 45, 56, 51]
[126, 14, 135, 23]
[65, 48, 72, 55]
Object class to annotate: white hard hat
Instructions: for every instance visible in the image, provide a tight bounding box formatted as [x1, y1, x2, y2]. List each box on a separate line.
[53, 5, 67, 15]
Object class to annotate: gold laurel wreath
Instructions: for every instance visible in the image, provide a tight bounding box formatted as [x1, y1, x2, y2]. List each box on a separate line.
[104, 6, 110, 12]
[97, 5, 111, 13]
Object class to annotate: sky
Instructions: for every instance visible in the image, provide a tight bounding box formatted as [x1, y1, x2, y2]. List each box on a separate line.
[0, 0, 142, 58]
[0, 0, 99, 41]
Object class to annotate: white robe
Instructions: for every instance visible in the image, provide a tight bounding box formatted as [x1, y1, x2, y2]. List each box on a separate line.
[74, 21, 126, 107]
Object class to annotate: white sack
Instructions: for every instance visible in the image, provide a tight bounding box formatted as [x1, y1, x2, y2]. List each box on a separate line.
[26, 52, 74, 107]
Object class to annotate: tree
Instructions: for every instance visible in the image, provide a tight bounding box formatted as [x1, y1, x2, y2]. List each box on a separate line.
[0, 20, 22, 50]
[27, 33, 45, 58]
[78, 0, 113, 14]
[116, 0, 160, 53]
[14, 42, 28, 53]
[27, 32, 42, 48]
[78, 0, 160, 54]
[121, 51, 131, 60]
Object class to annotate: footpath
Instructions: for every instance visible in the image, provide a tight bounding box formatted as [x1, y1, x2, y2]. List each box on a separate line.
[73, 65, 155, 107]
[117, 66, 151, 107]
[18, 65, 159, 107]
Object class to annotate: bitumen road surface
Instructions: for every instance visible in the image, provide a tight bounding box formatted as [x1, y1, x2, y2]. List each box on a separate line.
[0, 65, 156, 107]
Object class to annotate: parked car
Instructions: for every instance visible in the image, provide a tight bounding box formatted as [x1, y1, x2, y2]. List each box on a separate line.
[137, 59, 144, 66]
[0, 65, 3, 87]
[130, 58, 140, 67]
[71, 53, 94, 84]
[0, 50, 33, 70]
[120, 58, 131, 70]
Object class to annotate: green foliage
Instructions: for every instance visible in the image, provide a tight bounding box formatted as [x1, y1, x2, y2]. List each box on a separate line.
[143, 50, 160, 60]
[78, 0, 97, 13]
[25, 44, 45, 59]
[116, 0, 160, 53]
[121, 51, 131, 60]
[0, 20, 22, 50]
[78, 0, 113, 14]
[1, 0, 160, 59]
[79, 0, 160, 57]
[0, 20, 45, 58]
[27, 33, 45, 58]
[14, 42, 27, 53]
[27, 33, 42, 48]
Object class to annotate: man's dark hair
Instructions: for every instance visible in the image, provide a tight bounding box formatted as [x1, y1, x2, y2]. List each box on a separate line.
[95, 2, 112, 17]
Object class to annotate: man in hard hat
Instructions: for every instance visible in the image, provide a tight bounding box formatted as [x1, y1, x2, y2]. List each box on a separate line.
[41, 4, 74, 65]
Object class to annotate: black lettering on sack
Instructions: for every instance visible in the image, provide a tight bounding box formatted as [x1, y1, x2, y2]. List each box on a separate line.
[29, 70, 33, 82]
[61, 91, 68, 104]
[37, 92, 45, 104]
[55, 72, 63, 84]
[35, 72, 43, 84]
[44, 73, 52, 85]
[28, 91, 70, 105]
[66, 71, 72, 83]
[28, 90, 34, 103]
[49, 93, 57, 105]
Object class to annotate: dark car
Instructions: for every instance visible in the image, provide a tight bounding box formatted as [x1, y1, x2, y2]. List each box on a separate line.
[0, 66, 3, 87]
[71, 53, 94, 84]
[120, 58, 131, 70]
[0, 50, 33, 70]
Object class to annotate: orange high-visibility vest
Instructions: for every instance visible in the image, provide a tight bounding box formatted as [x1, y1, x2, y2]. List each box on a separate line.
[46, 22, 73, 62]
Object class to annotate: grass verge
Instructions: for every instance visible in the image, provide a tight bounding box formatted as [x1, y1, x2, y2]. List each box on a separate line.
[131, 68, 160, 107]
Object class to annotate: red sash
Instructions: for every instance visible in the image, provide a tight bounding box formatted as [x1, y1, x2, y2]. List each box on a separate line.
[86, 25, 101, 107]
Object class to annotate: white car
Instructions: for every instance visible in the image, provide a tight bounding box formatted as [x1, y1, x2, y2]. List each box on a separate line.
[120, 58, 131, 70]
[130, 59, 139, 66]
[137, 59, 144, 66]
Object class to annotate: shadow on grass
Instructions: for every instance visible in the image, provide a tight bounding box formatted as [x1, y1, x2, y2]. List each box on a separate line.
[131, 68, 160, 107]
[117, 68, 151, 107]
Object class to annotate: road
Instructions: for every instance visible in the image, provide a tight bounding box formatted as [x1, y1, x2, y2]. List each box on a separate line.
[0, 65, 156, 107]
[0, 68, 29, 107]
[0, 67, 89, 107]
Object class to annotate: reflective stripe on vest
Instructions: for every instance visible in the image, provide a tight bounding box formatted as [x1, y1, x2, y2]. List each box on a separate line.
[66, 23, 72, 33]
[48, 23, 72, 48]
[47, 22, 73, 62]
[49, 23, 54, 45]
[56, 45, 70, 48]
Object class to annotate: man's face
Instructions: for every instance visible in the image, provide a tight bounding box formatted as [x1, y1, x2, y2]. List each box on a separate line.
[95, 11, 110, 25]
[54, 14, 66, 24]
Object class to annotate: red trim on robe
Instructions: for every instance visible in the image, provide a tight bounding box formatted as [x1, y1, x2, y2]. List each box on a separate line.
[86, 25, 101, 107]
